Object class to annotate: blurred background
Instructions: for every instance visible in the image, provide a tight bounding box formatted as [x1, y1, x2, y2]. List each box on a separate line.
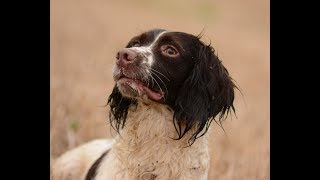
[50, 0, 269, 179]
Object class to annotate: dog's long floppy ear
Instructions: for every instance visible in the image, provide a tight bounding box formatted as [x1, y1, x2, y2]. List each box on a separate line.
[173, 43, 236, 145]
[107, 86, 137, 132]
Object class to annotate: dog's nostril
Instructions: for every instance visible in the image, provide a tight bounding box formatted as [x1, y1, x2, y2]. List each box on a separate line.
[123, 53, 129, 61]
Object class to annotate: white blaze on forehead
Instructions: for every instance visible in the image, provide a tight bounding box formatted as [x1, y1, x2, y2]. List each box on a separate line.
[128, 31, 167, 66]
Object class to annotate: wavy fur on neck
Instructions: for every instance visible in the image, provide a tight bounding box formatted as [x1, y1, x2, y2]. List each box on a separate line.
[96, 101, 210, 179]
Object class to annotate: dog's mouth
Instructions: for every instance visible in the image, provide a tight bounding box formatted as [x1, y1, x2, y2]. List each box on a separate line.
[116, 75, 164, 101]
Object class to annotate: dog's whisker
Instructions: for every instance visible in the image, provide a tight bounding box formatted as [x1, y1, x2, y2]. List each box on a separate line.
[150, 68, 170, 81]
[150, 76, 163, 93]
[150, 72, 168, 95]
[149, 74, 164, 95]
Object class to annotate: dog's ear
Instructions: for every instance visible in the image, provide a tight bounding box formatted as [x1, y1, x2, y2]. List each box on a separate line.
[107, 86, 137, 132]
[173, 43, 236, 144]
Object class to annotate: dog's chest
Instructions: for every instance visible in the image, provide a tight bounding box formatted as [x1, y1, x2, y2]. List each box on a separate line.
[109, 103, 210, 179]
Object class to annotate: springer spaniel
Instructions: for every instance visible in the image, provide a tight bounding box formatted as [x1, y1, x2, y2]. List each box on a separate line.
[51, 29, 236, 180]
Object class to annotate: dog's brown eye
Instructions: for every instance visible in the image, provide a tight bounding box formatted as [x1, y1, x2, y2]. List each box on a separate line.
[166, 47, 176, 55]
[161, 45, 179, 57]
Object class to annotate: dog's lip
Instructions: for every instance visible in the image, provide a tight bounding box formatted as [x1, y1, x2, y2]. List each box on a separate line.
[117, 76, 164, 101]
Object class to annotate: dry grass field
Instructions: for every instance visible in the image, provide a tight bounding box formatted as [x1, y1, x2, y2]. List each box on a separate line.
[50, 0, 270, 179]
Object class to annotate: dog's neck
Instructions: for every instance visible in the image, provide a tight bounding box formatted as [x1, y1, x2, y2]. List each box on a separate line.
[115, 101, 197, 147]
[111, 101, 209, 179]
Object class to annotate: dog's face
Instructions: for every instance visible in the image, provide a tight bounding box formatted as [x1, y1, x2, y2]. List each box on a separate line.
[109, 29, 236, 144]
[113, 29, 198, 106]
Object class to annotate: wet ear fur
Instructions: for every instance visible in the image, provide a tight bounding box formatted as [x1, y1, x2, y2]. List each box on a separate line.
[173, 43, 236, 144]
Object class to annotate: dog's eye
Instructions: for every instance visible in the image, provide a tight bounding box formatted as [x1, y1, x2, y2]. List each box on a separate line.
[166, 47, 176, 55]
[161, 45, 179, 57]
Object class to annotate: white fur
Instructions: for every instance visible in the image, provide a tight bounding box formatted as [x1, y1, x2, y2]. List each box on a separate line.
[51, 139, 113, 180]
[51, 101, 210, 180]
[130, 31, 167, 66]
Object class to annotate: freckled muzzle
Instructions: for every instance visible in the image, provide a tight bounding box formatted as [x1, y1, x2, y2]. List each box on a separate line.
[113, 48, 145, 81]
[113, 48, 164, 101]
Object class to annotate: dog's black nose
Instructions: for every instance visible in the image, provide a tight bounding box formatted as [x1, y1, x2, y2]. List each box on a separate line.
[116, 48, 137, 65]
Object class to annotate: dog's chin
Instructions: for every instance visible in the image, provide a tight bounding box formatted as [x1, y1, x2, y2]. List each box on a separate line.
[116, 77, 164, 101]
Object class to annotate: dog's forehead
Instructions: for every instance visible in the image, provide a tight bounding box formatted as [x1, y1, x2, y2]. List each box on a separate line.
[127, 29, 201, 52]
[147, 30, 198, 43]
[127, 29, 166, 46]
[162, 32, 200, 44]
[131, 29, 195, 41]
[141, 29, 166, 39]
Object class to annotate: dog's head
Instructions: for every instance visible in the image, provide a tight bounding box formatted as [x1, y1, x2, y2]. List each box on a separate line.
[108, 29, 236, 144]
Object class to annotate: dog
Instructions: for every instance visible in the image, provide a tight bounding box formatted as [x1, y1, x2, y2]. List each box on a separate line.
[51, 29, 236, 180]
